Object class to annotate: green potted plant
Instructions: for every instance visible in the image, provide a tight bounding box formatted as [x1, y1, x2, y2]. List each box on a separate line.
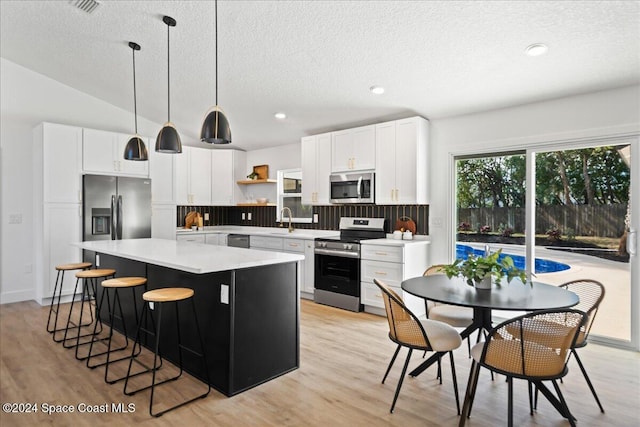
[442, 250, 527, 289]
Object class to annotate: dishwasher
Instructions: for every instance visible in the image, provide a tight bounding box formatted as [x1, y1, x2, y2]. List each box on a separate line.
[227, 234, 250, 248]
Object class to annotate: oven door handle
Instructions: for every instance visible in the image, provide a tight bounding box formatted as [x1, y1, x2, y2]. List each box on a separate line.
[314, 248, 360, 259]
[357, 176, 362, 199]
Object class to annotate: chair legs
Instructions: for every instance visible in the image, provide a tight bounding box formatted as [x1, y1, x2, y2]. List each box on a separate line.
[382, 345, 401, 385]
[384, 346, 459, 415]
[571, 349, 605, 413]
[459, 360, 481, 427]
[390, 348, 413, 413]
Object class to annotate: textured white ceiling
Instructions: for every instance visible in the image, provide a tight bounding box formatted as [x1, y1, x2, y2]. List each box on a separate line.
[1, 0, 639, 151]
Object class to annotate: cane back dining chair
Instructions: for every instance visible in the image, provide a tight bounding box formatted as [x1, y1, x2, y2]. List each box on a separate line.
[555, 279, 605, 412]
[373, 278, 462, 414]
[423, 265, 474, 356]
[459, 309, 587, 427]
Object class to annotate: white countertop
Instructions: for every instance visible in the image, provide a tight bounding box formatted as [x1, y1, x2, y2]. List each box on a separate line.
[176, 226, 340, 240]
[361, 236, 431, 246]
[74, 238, 304, 274]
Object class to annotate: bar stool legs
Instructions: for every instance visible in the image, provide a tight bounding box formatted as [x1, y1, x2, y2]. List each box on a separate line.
[61, 269, 115, 357]
[124, 287, 211, 417]
[47, 262, 92, 342]
[86, 277, 151, 384]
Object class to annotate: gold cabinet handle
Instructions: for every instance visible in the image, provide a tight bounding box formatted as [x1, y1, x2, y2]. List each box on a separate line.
[374, 271, 387, 275]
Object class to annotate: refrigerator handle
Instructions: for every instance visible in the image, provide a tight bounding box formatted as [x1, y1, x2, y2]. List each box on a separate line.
[117, 195, 123, 240]
[110, 195, 117, 240]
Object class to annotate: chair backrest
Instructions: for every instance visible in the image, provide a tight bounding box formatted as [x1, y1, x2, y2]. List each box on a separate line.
[373, 279, 431, 349]
[479, 309, 586, 379]
[559, 279, 605, 346]
[423, 264, 446, 276]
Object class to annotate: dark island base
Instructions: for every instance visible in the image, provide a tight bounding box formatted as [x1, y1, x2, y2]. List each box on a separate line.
[84, 251, 299, 396]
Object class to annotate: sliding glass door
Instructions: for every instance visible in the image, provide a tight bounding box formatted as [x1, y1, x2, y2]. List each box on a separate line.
[454, 139, 638, 349]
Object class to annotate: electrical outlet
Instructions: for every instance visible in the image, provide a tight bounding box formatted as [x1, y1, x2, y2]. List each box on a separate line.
[241, 213, 246, 220]
[96, 254, 100, 267]
[313, 213, 319, 223]
[149, 301, 154, 310]
[432, 217, 443, 228]
[204, 213, 210, 221]
[220, 284, 229, 304]
[248, 213, 252, 221]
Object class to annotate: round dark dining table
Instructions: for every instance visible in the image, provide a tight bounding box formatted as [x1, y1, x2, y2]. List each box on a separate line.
[401, 274, 579, 377]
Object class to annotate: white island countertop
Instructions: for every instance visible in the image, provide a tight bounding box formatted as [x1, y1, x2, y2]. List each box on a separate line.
[74, 238, 304, 274]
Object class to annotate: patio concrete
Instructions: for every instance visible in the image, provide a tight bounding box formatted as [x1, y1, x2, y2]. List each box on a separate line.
[463, 242, 631, 341]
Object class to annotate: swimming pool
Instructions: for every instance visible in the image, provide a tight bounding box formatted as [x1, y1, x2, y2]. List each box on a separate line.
[455, 244, 570, 274]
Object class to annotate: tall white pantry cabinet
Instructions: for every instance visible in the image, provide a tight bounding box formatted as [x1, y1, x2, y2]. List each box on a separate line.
[33, 123, 84, 304]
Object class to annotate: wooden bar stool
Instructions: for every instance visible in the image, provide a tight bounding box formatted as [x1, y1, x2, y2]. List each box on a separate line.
[87, 277, 149, 384]
[62, 268, 116, 358]
[124, 287, 211, 417]
[47, 262, 92, 342]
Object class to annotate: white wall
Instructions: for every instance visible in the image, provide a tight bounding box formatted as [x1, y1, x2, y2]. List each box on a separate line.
[427, 85, 640, 264]
[0, 58, 166, 303]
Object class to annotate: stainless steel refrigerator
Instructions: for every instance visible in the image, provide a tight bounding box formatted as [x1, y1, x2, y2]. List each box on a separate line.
[83, 174, 152, 241]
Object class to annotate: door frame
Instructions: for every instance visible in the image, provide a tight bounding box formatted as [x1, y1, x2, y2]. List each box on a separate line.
[450, 135, 639, 351]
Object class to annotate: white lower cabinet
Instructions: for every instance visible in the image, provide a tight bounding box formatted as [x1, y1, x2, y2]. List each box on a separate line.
[205, 234, 220, 245]
[360, 242, 429, 317]
[251, 235, 312, 298]
[176, 234, 205, 243]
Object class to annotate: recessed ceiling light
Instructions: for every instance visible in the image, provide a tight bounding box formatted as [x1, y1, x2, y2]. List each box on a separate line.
[369, 85, 385, 95]
[274, 112, 287, 120]
[525, 43, 548, 57]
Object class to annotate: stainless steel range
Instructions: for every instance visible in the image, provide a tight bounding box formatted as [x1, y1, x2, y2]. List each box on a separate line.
[314, 217, 386, 312]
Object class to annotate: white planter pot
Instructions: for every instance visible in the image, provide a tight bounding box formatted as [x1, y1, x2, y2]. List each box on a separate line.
[475, 276, 492, 289]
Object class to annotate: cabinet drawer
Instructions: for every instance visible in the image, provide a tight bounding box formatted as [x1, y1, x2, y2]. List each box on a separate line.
[176, 234, 205, 243]
[361, 259, 403, 287]
[204, 234, 219, 245]
[361, 281, 404, 309]
[283, 238, 305, 253]
[250, 235, 284, 251]
[361, 245, 403, 263]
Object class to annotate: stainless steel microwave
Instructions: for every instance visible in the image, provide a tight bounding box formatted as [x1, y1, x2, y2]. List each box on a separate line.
[329, 171, 375, 204]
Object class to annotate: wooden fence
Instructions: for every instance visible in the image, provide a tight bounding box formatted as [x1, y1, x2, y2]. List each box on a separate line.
[457, 204, 627, 237]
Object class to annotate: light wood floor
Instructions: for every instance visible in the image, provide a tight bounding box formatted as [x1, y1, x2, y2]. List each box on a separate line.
[1, 299, 638, 426]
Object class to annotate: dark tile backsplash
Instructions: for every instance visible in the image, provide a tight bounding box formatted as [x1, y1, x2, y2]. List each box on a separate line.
[177, 204, 429, 235]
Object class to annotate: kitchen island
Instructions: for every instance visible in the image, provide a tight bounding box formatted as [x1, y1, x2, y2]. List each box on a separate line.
[74, 238, 304, 396]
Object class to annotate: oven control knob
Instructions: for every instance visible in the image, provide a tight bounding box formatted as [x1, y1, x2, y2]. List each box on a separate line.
[343, 243, 352, 250]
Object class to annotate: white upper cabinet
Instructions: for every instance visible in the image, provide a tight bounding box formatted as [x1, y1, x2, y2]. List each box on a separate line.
[175, 147, 245, 206]
[148, 144, 176, 204]
[211, 149, 245, 206]
[331, 125, 375, 172]
[34, 123, 83, 204]
[301, 133, 331, 204]
[82, 128, 149, 177]
[375, 117, 429, 205]
[176, 146, 211, 205]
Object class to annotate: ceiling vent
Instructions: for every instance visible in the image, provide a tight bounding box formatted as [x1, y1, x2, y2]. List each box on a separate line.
[69, 0, 101, 14]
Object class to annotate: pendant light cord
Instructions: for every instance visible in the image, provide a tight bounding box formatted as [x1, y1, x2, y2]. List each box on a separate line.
[215, 0, 218, 106]
[132, 46, 138, 135]
[167, 21, 171, 122]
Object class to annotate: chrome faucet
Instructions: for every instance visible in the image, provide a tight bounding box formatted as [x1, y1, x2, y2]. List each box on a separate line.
[280, 207, 294, 233]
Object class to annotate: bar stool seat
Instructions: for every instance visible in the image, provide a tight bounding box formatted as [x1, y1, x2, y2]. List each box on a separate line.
[47, 262, 92, 342]
[124, 287, 210, 417]
[87, 276, 148, 384]
[62, 268, 116, 358]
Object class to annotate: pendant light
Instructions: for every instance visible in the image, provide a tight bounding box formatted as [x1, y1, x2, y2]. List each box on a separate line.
[155, 16, 182, 153]
[124, 41, 148, 161]
[200, 0, 232, 144]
